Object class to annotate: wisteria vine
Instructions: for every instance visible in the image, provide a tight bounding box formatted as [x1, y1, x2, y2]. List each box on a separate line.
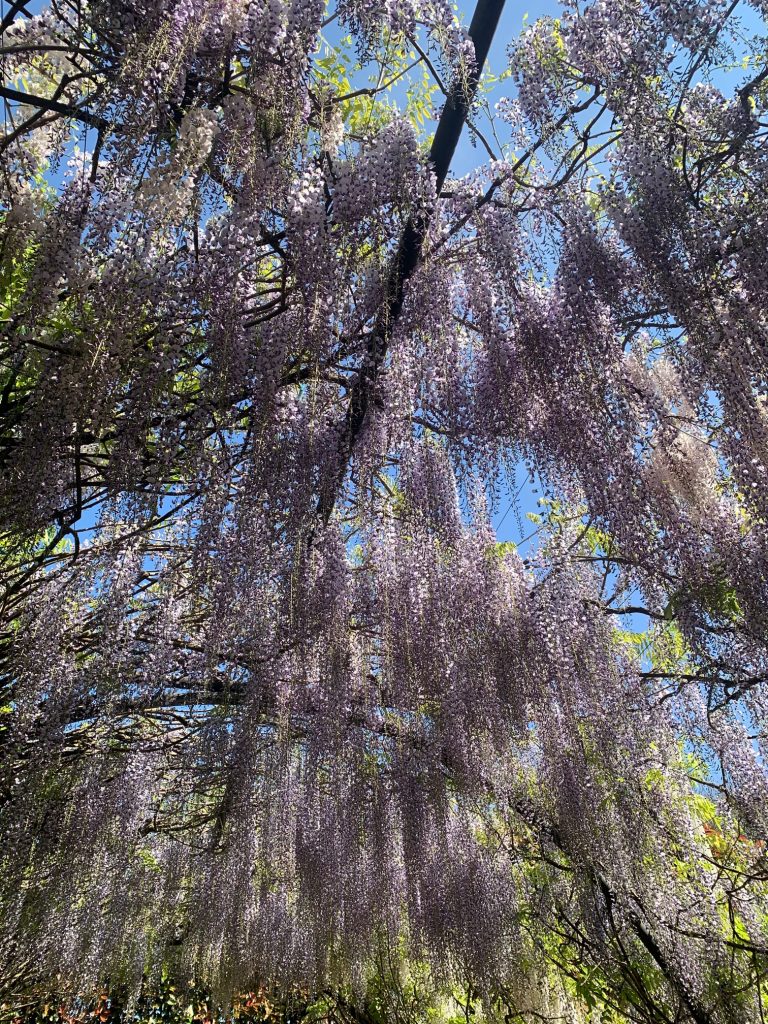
[1, 0, 768, 1021]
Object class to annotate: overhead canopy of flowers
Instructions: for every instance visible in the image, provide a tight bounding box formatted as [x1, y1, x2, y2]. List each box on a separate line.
[1, 1, 768, 1021]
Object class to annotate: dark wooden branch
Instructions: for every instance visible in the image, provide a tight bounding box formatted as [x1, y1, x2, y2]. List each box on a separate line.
[314, 0, 506, 528]
[0, 84, 105, 128]
[511, 797, 717, 1024]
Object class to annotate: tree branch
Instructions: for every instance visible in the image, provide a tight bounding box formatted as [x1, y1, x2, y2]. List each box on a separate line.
[314, 0, 507, 529]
